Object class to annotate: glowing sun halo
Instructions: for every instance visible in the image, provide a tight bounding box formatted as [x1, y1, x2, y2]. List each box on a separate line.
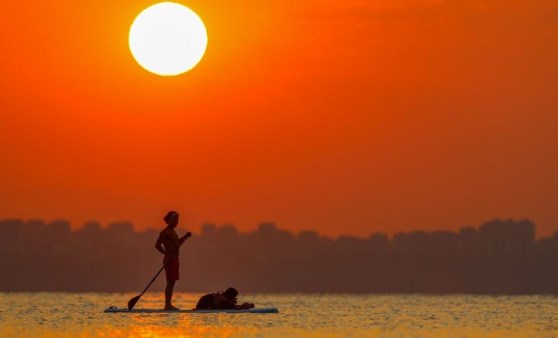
[129, 2, 208, 76]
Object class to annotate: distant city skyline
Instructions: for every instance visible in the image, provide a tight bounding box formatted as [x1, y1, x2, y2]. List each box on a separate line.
[1, 212, 556, 240]
[1, 217, 556, 293]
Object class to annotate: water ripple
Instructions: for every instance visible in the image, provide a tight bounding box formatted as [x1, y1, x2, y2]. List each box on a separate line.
[0, 293, 557, 337]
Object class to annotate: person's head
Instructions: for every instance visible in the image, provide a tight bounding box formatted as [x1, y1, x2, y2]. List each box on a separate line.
[224, 287, 238, 301]
[163, 211, 179, 228]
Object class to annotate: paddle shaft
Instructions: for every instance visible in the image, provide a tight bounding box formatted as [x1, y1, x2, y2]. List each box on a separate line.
[137, 265, 166, 299]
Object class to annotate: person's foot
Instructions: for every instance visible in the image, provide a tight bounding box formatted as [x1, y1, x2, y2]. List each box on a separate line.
[164, 305, 180, 311]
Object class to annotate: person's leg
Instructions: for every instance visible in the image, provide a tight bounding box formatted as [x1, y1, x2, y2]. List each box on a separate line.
[165, 280, 177, 310]
[165, 280, 175, 305]
[164, 257, 180, 310]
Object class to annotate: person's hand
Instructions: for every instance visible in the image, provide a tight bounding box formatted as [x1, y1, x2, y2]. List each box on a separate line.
[180, 232, 191, 242]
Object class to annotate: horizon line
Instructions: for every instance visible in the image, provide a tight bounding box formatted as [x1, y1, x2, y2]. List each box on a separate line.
[2, 217, 556, 241]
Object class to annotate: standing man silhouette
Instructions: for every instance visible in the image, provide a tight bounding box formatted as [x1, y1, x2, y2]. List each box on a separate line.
[155, 211, 191, 311]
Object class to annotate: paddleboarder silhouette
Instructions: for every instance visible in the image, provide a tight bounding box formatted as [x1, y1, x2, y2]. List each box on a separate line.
[155, 211, 191, 311]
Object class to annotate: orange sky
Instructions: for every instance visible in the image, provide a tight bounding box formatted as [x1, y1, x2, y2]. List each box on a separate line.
[1, 0, 557, 237]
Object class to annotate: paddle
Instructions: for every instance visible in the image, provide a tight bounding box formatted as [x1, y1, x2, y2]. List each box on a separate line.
[128, 232, 192, 311]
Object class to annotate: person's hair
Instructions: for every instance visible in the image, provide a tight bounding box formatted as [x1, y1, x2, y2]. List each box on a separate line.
[224, 287, 238, 298]
[163, 211, 179, 225]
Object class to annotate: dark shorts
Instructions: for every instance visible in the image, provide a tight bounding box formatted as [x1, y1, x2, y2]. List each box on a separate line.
[164, 256, 179, 281]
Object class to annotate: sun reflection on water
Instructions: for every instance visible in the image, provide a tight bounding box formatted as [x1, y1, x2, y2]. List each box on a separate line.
[0, 293, 557, 337]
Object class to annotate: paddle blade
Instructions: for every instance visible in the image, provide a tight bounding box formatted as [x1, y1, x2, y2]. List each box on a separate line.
[127, 295, 141, 311]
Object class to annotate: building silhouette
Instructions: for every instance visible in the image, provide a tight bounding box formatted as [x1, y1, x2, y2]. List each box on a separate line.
[0, 218, 556, 293]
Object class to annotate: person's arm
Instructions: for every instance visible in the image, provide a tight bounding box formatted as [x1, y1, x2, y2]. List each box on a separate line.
[155, 232, 166, 255]
[236, 302, 255, 310]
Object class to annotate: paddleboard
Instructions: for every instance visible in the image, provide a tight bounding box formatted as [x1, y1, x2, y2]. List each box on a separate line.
[104, 306, 279, 314]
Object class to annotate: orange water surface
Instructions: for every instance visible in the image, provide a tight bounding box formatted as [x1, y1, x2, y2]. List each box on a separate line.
[0, 293, 556, 337]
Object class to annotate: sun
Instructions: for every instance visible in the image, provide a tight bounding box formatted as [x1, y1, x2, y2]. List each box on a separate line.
[129, 2, 208, 76]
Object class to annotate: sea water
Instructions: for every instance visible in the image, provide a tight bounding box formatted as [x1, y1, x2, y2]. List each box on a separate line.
[0, 293, 556, 337]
